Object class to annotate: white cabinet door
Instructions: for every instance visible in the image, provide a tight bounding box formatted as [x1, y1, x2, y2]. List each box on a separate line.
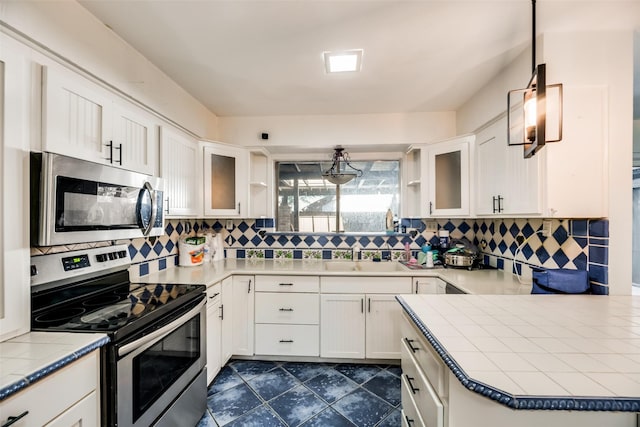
[413, 277, 446, 294]
[220, 277, 234, 365]
[45, 391, 98, 427]
[160, 126, 201, 217]
[42, 65, 112, 166]
[475, 122, 506, 216]
[112, 101, 158, 175]
[43, 64, 159, 175]
[232, 275, 254, 356]
[202, 142, 248, 217]
[366, 295, 403, 359]
[475, 116, 541, 217]
[320, 294, 365, 359]
[427, 135, 473, 217]
[0, 34, 31, 341]
[206, 283, 222, 384]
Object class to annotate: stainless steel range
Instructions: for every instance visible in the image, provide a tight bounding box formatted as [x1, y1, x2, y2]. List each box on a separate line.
[30, 245, 206, 427]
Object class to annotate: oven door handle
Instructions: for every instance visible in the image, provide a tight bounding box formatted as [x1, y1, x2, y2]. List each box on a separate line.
[118, 299, 205, 357]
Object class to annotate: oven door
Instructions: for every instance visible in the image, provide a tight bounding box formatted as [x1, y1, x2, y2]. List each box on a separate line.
[116, 297, 206, 427]
[32, 152, 164, 246]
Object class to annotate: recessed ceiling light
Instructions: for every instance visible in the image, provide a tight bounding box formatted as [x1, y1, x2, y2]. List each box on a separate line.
[323, 49, 363, 73]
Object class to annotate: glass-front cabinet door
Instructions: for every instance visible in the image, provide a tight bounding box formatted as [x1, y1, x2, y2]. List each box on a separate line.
[426, 135, 473, 217]
[202, 142, 248, 217]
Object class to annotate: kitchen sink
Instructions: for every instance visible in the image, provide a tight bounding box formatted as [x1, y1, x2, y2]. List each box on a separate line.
[323, 261, 410, 272]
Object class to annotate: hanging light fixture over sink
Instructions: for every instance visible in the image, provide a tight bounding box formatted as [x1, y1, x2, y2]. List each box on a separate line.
[507, 0, 563, 158]
[322, 146, 363, 185]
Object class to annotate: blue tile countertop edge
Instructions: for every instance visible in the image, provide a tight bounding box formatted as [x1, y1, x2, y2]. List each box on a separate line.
[395, 296, 640, 412]
[0, 335, 110, 401]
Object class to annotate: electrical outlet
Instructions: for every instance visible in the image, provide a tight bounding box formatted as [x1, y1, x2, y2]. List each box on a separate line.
[542, 219, 552, 237]
[226, 219, 234, 231]
[424, 220, 437, 232]
[516, 235, 525, 245]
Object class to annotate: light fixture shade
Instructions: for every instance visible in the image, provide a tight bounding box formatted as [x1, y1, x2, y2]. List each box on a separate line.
[322, 146, 363, 184]
[322, 172, 358, 185]
[507, 63, 563, 158]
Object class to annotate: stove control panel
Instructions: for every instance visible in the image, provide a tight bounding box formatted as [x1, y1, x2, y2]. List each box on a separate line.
[31, 244, 131, 288]
[62, 253, 91, 271]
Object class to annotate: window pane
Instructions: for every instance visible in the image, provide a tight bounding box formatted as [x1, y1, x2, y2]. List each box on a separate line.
[276, 160, 400, 233]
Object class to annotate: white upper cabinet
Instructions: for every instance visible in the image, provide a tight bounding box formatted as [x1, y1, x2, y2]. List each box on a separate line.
[42, 64, 158, 175]
[475, 116, 541, 216]
[426, 135, 474, 217]
[202, 142, 248, 217]
[160, 126, 201, 217]
[0, 34, 31, 342]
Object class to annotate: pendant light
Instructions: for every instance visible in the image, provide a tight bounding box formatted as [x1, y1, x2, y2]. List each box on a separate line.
[322, 146, 363, 185]
[507, 0, 563, 158]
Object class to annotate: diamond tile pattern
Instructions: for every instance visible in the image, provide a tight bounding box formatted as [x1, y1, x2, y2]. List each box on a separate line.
[36, 215, 607, 291]
[200, 361, 402, 426]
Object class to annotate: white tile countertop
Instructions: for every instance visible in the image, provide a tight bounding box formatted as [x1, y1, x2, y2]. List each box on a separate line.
[0, 332, 109, 400]
[134, 259, 531, 295]
[397, 294, 640, 411]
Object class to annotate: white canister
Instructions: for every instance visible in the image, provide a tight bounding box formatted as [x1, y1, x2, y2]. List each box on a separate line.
[178, 236, 206, 267]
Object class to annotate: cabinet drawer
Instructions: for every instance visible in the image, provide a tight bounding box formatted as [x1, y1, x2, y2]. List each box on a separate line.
[255, 324, 319, 356]
[321, 276, 412, 294]
[401, 313, 445, 395]
[401, 382, 426, 427]
[255, 293, 319, 324]
[401, 341, 444, 427]
[255, 275, 319, 293]
[207, 283, 222, 304]
[0, 351, 98, 427]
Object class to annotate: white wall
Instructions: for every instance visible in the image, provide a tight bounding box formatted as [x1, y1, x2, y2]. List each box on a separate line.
[0, 1, 218, 139]
[218, 112, 456, 150]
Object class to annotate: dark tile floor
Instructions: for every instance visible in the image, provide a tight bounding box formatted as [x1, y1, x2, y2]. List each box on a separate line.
[198, 360, 402, 427]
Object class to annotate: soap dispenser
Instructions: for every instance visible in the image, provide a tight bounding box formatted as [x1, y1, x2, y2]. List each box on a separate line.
[385, 209, 394, 234]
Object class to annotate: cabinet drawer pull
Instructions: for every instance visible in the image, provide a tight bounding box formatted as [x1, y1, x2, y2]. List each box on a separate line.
[105, 140, 114, 163]
[361, 298, 364, 313]
[404, 415, 415, 426]
[248, 279, 252, 293]
[209, 292, 220, 300]
[165, 197, 170, 214]
[2, 411, 29, 427]
[278, 308, 294, 312]
[279, 339, 294, 343]
[405, 375, 420, 394]
[219, 304, 224, 319]
[404, 337, 419, 353]
[279, 283, 294, 286]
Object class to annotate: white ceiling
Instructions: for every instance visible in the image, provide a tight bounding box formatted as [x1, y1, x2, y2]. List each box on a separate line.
[78, 0, 640, 118]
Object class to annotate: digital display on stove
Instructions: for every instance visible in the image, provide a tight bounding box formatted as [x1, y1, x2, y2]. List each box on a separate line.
[61, 254, 91, 271]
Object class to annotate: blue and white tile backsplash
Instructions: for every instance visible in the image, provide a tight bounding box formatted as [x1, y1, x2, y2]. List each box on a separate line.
[31, 217, 609, 293]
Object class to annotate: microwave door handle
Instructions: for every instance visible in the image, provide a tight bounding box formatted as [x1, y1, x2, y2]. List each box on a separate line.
[141, 181, 157, 236]
[118, 299, 205, 358]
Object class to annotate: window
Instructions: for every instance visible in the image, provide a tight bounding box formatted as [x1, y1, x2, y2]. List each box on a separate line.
[276, 160, 400, 233]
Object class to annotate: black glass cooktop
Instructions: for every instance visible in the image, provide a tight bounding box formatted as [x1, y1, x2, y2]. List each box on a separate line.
[31, 270, 204, 340]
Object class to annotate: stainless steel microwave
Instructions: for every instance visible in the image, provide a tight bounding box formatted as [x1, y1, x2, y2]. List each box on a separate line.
[31, 152, 164, 246]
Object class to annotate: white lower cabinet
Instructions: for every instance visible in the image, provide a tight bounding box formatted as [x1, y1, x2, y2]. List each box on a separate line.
[232, 275, 254, 356]
[206, 282, 222, 384]
[0, 350, 99, 427]
[401, 313, 636, 427]
[320, 276, 411, 360]
[254, 275, 320, 357]
[413, 277, 446, 294]
[220, 277, 234, 365]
